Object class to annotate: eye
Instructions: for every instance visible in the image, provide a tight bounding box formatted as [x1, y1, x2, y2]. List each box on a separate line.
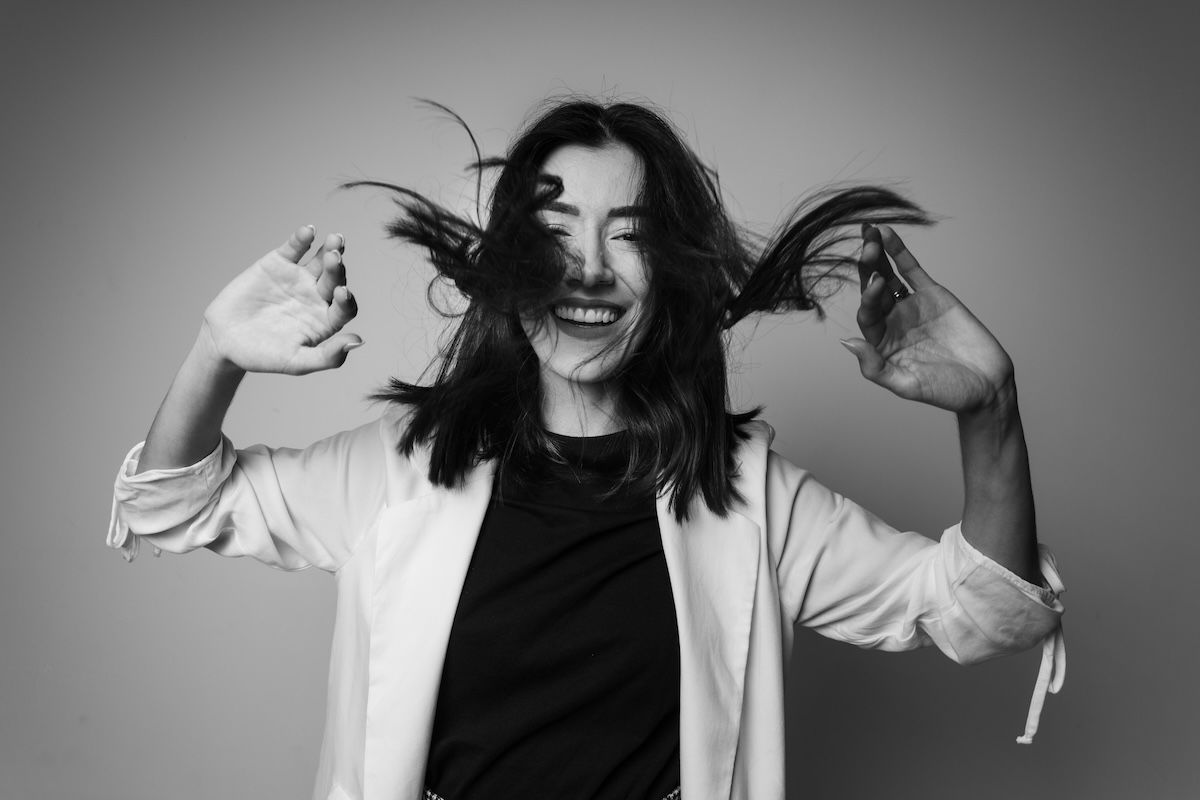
[613, 230, 641, 243]
[546, 226, 571, 238]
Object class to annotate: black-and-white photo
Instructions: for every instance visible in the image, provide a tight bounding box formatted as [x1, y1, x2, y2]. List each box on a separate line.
[2, 1, 1195, 798]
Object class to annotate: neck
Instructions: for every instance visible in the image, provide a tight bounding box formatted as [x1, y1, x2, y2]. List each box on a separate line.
[540, 372, 623, 436]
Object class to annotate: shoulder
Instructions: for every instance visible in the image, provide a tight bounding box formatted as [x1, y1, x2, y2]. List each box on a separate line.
[731, 419, 785, 516]
[373, 403, 434, 501]
[736, 418, 775, 453]
[733, 419, 794, 490]
[288, 403, 431, 506]
[379, 401, 415, 448]
[376, 402, 489, 505]
[730, 419, 831, 520]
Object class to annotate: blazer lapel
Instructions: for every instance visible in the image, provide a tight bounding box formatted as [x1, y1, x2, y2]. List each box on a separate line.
[357, 451, 762, 800]
[659, 496, 762, 800]
[362, 461, 496, 800]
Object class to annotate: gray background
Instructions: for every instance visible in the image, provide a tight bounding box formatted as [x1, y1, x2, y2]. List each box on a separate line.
[2, 0, 1196, 797]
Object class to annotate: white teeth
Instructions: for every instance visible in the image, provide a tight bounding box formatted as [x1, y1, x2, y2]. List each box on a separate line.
[554, 304, 620, 324]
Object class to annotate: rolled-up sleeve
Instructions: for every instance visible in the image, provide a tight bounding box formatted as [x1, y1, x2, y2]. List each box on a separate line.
[108, 418, 388, 572]
[768, 451, 1063, 661]
[940, 523, 1064, 662]
[767, 449, 1065, 741]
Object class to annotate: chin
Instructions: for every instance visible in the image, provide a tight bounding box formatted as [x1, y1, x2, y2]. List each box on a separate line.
[542, 350, 625, 388]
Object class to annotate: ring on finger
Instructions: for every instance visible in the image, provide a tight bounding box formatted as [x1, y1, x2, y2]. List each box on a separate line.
[891, 286, 910, 301]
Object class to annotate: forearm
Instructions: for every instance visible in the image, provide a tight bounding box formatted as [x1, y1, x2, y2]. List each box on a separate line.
[136, 324, 245, 473]
[956, 382, 1040, 583]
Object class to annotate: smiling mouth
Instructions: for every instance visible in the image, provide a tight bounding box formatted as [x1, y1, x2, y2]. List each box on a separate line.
[552, 303, 625, 326]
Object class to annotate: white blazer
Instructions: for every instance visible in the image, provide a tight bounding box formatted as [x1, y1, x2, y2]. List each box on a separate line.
[110, 408, 1064, 800]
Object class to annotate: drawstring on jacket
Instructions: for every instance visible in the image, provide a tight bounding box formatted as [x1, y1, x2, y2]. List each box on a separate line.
[1016, 545, 1066, 744]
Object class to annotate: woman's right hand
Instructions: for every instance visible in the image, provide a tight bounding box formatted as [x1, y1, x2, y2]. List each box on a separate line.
[200, 224, 362, 375]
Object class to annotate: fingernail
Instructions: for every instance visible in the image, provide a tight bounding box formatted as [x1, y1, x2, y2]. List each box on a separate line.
[336, 234, 345, 252]
[838, 339, 858, 355]
[343, 340, 364, 352]
[867, 271, 881, 288]
[304, 224, 316, 235]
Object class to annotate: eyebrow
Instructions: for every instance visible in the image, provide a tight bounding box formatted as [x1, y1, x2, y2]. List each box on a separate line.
[543, 201, 648, 219]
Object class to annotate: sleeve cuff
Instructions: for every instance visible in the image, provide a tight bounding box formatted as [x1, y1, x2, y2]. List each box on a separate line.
[107, 438, 231, 561]
[947, 523, 1065, 608]
[944, 524, 1066, 744]
[116, 438, 226, 482]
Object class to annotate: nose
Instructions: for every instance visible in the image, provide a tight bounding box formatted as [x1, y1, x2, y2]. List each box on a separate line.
[567, 235, 614, 288]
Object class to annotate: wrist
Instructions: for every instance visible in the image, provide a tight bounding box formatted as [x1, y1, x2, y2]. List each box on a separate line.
[958, 378, 1019, 427]
[192, 322, 245, 384]
[956, 379, 1026, 483]
[188, 321, 247, 391]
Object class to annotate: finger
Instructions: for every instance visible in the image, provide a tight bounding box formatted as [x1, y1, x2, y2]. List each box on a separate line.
[838, 337, 888, 383]
[859, 224, 908, 294]
[876, 225, 935, 290]
[856, 271, 896, 344]
[288, 333, 364, 375]
[858, 224, 885, 290]
[327, 284, 358, 330]
[839, 337, 916, 398]
[276, 224, 316, 263]
[314, 249, 346, 303]
[301, 232, 345, 279]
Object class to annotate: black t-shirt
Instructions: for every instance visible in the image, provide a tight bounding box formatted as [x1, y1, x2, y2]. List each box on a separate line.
[425, 432, 681, 799]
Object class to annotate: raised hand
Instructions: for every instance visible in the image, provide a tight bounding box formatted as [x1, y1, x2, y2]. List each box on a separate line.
[136, 225, 365, 472]
[201, 225, 362, 375]
[839, 224, 1015, 414]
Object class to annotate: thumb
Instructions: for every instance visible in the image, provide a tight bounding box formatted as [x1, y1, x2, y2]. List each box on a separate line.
[839, 337, 887, 382]
[289, 334, 364, 375]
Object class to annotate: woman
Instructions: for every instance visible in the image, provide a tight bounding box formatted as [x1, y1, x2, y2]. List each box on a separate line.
[109, 99, 1065, 800]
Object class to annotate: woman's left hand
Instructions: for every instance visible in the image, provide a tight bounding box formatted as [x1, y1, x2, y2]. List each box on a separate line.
[840, 224, 1015, 414]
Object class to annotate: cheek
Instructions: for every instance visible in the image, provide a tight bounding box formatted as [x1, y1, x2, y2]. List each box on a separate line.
[619, 248, 650, 285]
[625, 264, 653, 331]
[633, 253, 653, 299]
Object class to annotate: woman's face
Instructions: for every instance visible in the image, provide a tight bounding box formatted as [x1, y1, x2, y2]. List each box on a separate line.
[522, 142, 650, 397]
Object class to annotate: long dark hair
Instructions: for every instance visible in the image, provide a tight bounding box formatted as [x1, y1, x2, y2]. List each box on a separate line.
[348, 98, 929, 519]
